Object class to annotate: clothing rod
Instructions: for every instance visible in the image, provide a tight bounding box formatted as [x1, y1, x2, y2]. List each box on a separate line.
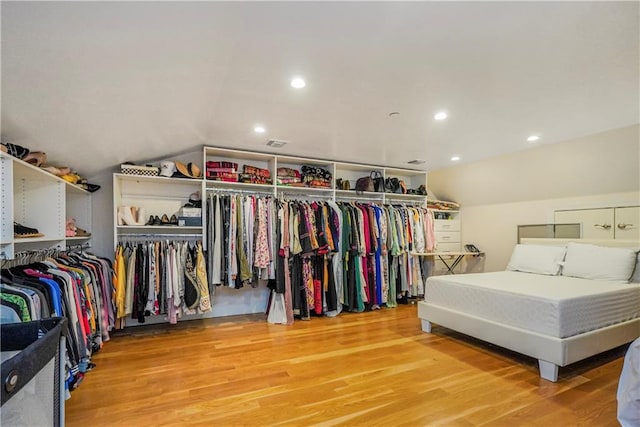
[279, 192, 333, 199]
[118, 233, 202, 238]
[335, 194, 384, 201]
[206, 188, 273, 195]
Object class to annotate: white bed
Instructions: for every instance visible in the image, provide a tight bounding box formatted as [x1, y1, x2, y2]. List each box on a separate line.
[418, 239, 640, 382]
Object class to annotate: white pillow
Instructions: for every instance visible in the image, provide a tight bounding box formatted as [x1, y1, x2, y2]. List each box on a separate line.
[562, 242, 638, 283]
[506, 244, 567, 276]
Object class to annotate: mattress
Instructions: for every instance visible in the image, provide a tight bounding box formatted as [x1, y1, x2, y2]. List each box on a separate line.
[424, 271, 640, 338]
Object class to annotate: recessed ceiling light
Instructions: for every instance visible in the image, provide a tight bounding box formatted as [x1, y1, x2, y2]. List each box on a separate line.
[451, 156, 460, 161]
[290, 77, 306, 89]
[254, 125, 266, 134]
[407, 159, 425, 165]
[434, 111, 448, 121]
[527, 135, 540, 142]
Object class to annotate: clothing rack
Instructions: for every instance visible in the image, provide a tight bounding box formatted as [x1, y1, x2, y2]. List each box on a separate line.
[206, 187, 273, 195]
[279, 191, 334, 200]
[117, 233, 202, 241]
[1, 244, 91, 269]
[335, 194, 385, 202]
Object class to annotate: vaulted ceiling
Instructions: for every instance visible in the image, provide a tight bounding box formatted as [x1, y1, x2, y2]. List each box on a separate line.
[2, 1, 638, 178]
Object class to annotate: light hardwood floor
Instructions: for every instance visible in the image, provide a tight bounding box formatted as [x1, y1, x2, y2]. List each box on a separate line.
[65, 305, 627, 426]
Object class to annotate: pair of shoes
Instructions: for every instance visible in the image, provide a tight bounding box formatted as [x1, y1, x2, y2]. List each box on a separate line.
[1, 142, 30, 160]
[117, 206, 147, 226]
[61, 173, 81, 184]
[41, 165, 72, 177]
[144, 214, 178, 226]
[23, 151, 47, 167]
[66, 218, 77, 237]
[75, 226, 91, 237]
[79, 183, 101, 193]
[14, 222, 44, 238]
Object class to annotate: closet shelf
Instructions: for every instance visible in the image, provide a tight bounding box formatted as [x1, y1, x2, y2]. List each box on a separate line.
[385, 193, 427, 200]
[276, 185, 333, 193]
[114, 173, 201, 186]
[14, 236, 65, 244]
[66, 236, 92, 241]
[335, 189, 384, 198]
[205, 180, 274, 191]
[116, 225, 203, 231]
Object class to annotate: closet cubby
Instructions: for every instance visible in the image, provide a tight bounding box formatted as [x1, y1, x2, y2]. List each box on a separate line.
[334, 162, 385, 199]
[0, 151, 93, 260]
[113, 173, 204, 245]
[203, 147, 276, 191]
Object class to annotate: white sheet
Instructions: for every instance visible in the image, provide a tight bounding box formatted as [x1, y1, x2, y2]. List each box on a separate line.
[425, 271, 640, 338]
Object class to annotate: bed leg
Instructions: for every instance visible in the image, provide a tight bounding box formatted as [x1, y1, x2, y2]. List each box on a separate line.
[538, 360, 559, 382]
[421, 320, 432, 333]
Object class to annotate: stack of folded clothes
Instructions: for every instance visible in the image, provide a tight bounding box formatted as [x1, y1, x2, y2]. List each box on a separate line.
[301, 165, 332, 188]
[277, 167, 304, 186]
[206, 161, 239, 182]
[240, 165, 272, 184]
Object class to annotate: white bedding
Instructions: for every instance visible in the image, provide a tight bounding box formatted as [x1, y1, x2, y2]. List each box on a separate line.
[425, 271, 640, 338]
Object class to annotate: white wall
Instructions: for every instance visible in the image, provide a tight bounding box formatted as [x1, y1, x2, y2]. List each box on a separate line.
[429, 125, 640, 271]
[429, 124, 639, 206]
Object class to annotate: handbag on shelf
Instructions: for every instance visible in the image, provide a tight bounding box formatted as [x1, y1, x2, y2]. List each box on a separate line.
[356, 171, 384, 193]
[385, 177, 399, 193]
[371, 171, 384, 192]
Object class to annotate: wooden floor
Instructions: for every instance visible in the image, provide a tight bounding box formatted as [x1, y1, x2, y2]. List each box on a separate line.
[65, 305, 627, 426]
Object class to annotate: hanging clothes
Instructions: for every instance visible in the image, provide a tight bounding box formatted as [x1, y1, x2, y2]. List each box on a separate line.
[1, 251, 115, 394]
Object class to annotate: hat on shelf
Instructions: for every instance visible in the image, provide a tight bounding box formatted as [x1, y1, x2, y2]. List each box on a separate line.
[159, 161, 176, 177]
[174, 162, 202, 179]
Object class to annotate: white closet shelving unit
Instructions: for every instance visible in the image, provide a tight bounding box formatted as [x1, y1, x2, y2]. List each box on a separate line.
[111, 146, 433, 325]
[201, 146, 428, 204]
[0, 152, 92, 260]
[112, 173, 205, 246]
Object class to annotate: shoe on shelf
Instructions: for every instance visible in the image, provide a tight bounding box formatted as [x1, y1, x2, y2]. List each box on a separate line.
[1, 142, 30, 160]
[134, 207, 147, 225]
[14, 222, 44, 238]
[160, 214, 170, 225]
[145, 215, 155, 226]
[41, 165, 72, 177]
[170, 214, 178, 225]
[117, 206, 145, 226]
[153, 215, 162, 226]
[23, 151, 47, 167]
[66, 218, 77, 237]
[75, 227, 91, 237]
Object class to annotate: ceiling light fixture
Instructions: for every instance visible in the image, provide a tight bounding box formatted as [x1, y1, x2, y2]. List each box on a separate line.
[527, 135, 540, 142]
[254, 125, 266, 134]
[266, 139, 287, 148]
[407, 159, 425, 165]
[434, 111, 448, 121]
[290, 77, 306, 89]
[451, 156, 460, 161]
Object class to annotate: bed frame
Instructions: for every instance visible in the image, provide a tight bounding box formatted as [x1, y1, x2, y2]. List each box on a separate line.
[418, 238, 640, 382]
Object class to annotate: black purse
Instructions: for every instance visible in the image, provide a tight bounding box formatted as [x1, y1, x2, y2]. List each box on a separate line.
[371, 171, 384, 192]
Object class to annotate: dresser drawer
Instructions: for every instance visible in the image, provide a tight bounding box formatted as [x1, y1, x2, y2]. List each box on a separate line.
[435, 231, 460, 244]
[435, 242, 461, 252]
[434, 219, 460, 232]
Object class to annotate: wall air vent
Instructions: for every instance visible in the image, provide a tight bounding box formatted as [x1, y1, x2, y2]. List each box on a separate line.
[407, 159, 425, 165]
[266, 139, 288, 148]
